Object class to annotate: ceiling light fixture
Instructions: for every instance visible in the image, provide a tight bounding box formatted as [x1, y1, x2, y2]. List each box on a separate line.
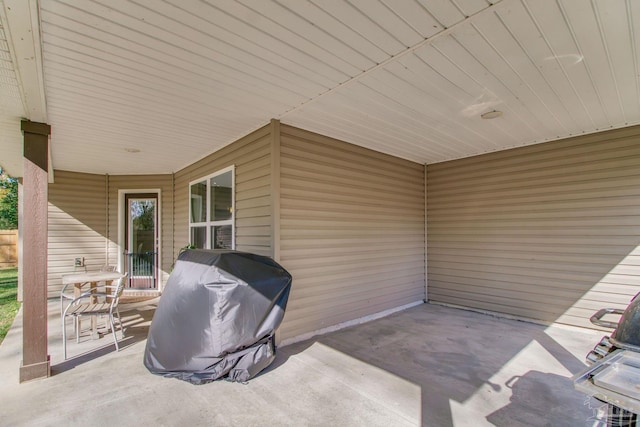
[481, 110, 503, 119]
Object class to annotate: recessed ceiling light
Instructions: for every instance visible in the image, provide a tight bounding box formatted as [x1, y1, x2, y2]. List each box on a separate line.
[481, 110, 503, 119]
[125, 148, 141, 153]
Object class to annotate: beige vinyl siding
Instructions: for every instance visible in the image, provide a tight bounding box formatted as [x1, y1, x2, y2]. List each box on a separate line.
[174, 124, 273, 258]
[426, 125, 640, 330]
[278, 124, 425, 341]
[47, 170, 108, 298]
[106, 174, 174, 287]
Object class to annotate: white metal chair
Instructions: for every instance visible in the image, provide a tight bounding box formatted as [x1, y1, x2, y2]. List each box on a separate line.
[59, 265, 118, 335]
[62, 273, 128, 359]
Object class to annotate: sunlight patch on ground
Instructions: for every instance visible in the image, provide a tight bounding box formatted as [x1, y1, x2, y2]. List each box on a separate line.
[292, 342, 422, 424]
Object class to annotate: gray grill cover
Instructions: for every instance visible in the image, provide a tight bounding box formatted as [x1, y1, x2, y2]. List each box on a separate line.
[143, 249, 292, 384]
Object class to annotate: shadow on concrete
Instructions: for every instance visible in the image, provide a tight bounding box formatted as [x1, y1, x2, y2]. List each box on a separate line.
[51, 300, 157, 373]
[486, 370, 605, 427]
[270, 303, 602, 427]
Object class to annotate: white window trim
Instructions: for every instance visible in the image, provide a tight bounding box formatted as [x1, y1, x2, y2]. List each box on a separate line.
[188, 165, 235, 250]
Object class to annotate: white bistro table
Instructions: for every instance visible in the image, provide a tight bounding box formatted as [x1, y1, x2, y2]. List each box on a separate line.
[61, 271, 126, 339]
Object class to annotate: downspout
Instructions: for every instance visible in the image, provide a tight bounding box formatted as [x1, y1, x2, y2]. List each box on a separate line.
[105, 174, 109, 266]
[424, 163, 428, 302]
[172, 172, 175, 263]
[270, 119, 281, 262]
[169, 171, 175, 288]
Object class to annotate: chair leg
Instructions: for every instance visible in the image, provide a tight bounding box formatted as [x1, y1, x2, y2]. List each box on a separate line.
[116, 308, 125, 338]
[76, 315, 80, 343]
[62, 313, 67, 360]
[109, 314, 119, 352]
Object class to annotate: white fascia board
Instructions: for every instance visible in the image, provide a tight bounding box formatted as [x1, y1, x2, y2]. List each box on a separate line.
[3, 0, 53, 181]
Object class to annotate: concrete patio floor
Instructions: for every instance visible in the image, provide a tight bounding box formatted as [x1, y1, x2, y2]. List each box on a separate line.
[0, 300, 607, 426]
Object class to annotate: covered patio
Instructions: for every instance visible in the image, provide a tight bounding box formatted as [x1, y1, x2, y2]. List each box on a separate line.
[1, 3, 640, 425]
[0, 300, 603, 426]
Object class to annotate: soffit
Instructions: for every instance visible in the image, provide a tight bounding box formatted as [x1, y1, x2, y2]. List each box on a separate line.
[0, 0, 26, 176]
[4, 0, 639, 175]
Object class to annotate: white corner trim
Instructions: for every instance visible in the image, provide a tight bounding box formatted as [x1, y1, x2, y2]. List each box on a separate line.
[279, 300, 424, 347]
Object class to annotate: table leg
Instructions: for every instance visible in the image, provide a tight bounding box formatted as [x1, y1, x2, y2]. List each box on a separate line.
[89, 281, 99, 339]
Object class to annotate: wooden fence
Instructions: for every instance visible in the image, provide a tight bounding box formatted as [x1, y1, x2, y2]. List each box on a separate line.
[0, 230, 18, 268]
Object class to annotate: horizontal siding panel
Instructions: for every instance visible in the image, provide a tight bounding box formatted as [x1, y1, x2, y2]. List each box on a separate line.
[279, 125, 424, 341]
[47, 171, 108, 298]
[280, 151, 424, 193]
[428, 255, 638, 277]
[281, 244, 424, 261]
[235, 205, 271, 219]
[280, 164, 424, 198]
[177, 126, 270, 176]
[236, 216, 272, 228]
[288, 259, 423, 281]
[428, 234, 639, 246]
[236, 196, 271, 210]
[281, 207, 424, 222]
[236, 225, 271, 237]
[280, 236, 424, 251]
[290, 271, 424, 300]
[427, 127, 640, 330]
[429, 280, 634, 308]
[281, 124, 424, 169]
[427, 248, 638, 264]
[281, 198, 423, 216]
[283, 246, 424, 263]
[235, 184, 271, 201]
[280, 156, 424, 195]
[281, 181, 424, 208]
[428, 205, 640, 219]
[287, 281, 423, 314]
[428, 167, 640, 200]
[236, 236, 271, 247]
[236, 165, 271, 184]
[428, 132, 640, 181]
[236, 177, 270, 192]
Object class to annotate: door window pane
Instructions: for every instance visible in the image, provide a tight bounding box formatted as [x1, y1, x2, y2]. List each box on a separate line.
[210, 171, 233, 221]
[190, 227, 206, 249]
[190, 181, 206, 223]
[125, 194, 158, 290]
[130, 199, 155, 253]
[212, 225, 232, 249]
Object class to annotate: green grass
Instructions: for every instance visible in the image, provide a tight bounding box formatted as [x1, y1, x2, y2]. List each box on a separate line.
[0, 267, 20, 344]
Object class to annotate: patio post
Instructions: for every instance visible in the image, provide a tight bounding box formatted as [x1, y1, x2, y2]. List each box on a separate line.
[19, 120, 51, 382]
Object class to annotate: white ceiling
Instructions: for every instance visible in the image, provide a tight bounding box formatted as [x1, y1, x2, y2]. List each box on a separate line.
[1, 0, 639, 176]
